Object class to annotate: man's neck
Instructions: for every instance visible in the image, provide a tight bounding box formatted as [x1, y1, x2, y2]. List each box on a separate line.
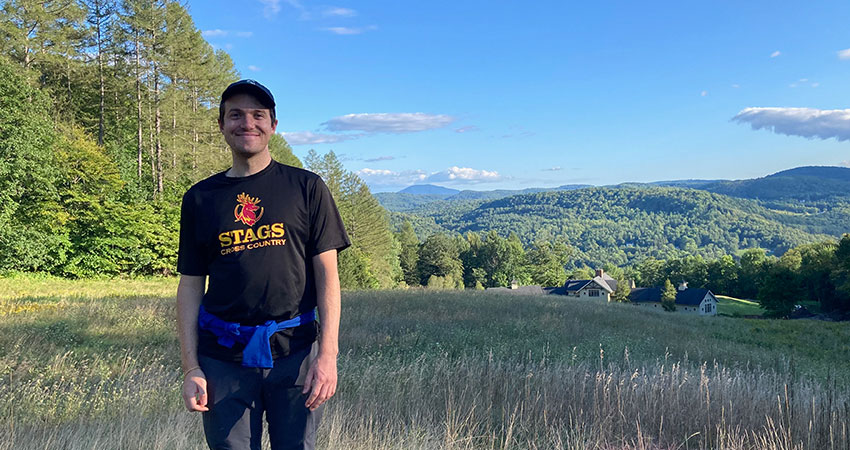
[227, 151, 272, 178]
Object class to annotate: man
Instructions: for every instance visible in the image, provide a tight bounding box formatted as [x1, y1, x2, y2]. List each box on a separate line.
[176, 79, 350, 450]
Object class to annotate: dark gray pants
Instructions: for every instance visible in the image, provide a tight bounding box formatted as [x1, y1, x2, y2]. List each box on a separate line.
[198, 343, 322, 450]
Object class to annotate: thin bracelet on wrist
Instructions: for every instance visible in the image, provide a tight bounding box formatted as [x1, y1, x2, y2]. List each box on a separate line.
[183, 365, 201, 378]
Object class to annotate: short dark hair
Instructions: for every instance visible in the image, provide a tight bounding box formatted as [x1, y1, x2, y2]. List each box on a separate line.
[219, 79, 276, 123]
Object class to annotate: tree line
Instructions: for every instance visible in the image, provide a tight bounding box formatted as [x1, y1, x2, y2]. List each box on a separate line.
[395, 223, 850, 317]
[0, 0, 297, 276]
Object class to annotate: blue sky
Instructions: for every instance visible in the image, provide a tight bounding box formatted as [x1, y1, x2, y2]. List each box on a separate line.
[189, 0, 850, 192]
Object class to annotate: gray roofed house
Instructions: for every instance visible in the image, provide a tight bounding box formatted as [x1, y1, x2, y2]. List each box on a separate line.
[557, 269, 616, 301]
[629, 285, 718, 315]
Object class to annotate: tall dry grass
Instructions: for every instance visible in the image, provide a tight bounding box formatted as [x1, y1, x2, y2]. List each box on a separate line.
[1, 283, 848, 449]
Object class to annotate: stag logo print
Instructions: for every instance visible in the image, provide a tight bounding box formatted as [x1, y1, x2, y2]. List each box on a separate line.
[234, 192, 265, 226]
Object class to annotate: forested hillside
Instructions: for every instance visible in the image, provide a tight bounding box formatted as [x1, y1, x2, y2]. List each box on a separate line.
[391, 186, 847, 267]
[703, 166, 850, 203]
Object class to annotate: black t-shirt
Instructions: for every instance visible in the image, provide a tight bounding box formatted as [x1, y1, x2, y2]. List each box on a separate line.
[177, 160, 350, 362]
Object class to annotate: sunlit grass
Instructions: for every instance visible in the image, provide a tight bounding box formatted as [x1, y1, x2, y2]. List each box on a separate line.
[716, 295, 764, 317]
[1, 279, 849, 449]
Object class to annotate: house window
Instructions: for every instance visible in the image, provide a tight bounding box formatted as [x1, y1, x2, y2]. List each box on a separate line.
[704, 303, 713, 313]
[588, 290, 599, 297]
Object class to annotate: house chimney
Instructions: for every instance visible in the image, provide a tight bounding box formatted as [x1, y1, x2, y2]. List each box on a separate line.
[595, 269, 604, 278]
[678, 281, 688, 291]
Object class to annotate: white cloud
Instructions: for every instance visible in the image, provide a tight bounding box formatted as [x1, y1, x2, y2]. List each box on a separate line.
[247, 65, 261, 72]
[359, 168, 396, 176]
[203, 29, 253, 38]
[203, 29, 228, 37]
[322, 25, 377, 35]
[543, 166, 562, 172]
[732, 107, 850, 142]
[840, 160, 850, 168]
[426, 167, 502, 183]
[701, 90, 708, 97]
[455, 126, 479, 133]
[790, 78, 818, 88]
[356, 168, 427, 186]
[357, 166, 503, 187]
[364, 155, 395, 162]
[323, 113, 454, 133]
[770, 50, 781, 58]
[259, 0, 281, 17]
[732, 84, 741, 88]
[838, 48, 850, 60]
[280, 131, 362, 145]
[324, 7, 356, 17]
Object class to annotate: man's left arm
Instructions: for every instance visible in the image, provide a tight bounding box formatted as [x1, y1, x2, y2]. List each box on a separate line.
[303, 248, 341, 411]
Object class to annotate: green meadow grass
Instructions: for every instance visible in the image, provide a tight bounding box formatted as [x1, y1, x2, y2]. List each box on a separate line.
[1, 279, 849, 449]
[716, 295, 764, 317]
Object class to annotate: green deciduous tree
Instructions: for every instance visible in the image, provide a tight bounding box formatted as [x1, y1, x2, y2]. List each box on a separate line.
[0, 57, 69, 272]
[661, 279, 677, 312]
[396, 221, 420, 286]
[417, 233, 463, 288]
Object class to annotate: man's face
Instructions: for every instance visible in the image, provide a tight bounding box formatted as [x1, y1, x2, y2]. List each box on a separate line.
[218, 93, 278, 157]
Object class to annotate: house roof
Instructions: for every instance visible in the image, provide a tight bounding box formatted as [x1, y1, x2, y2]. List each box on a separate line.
[629, 287, 714, 306]
[563, 277, 614, 293]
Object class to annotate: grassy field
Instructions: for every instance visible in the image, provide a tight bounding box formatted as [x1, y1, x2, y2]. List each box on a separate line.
[1, 278, 849, 449]
[716, 295, 764, 317]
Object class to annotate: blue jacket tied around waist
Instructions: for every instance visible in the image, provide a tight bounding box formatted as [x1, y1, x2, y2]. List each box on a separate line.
[198, 305, 316, 368]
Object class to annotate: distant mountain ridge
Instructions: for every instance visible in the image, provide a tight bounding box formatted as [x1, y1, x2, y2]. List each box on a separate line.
[379, 166, 850, 268]
[398, 184, 460, 196]
[702, 166, 850, 203]
[378, 166, 850, 212]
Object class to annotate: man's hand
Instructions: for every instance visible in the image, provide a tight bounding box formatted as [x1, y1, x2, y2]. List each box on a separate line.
[182, 369, 210, 412]
[302, 353, 337, 411]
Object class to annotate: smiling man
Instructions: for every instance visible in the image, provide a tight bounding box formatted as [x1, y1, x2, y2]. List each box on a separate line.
[176, 80, 350, 450]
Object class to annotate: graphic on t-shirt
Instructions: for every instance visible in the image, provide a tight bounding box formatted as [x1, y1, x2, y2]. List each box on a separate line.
[234, 192, 264, 226]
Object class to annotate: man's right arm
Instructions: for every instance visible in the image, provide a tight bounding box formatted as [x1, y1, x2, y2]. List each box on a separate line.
[177, 274, 209, 412]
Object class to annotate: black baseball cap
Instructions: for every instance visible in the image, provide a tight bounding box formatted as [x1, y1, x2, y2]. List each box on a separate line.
[220, 79, 276, 113]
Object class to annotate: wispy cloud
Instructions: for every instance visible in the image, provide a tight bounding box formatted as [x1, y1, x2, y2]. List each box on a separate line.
[455, 126, 479, 133]
[203, 29, 228, 37]
[357, 166, 503, 187]
[247, 65, 261, 72]
[732, 84, 741, 88]
[356, 168, 427, 186]
[323, 6, 356, 17]
[838, 48, 850, 60]
[203, 29, 254, 38]
[426, 167, 502, 183]
[732, 107, 850, 141]
[323, 113, 454, 133]
[701, 90, 708, 97]
[543, 166, 562, 172]
[280, 131, 362, 145]
[840, 160, 850, 168]
[322, 25, 377, 35]
[770, 50, 781, 58]
[364, 155, 395, 162]
[206, 30, 254, 38]
[259, 0, 282, 17]
[789, 78, 819, 88]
